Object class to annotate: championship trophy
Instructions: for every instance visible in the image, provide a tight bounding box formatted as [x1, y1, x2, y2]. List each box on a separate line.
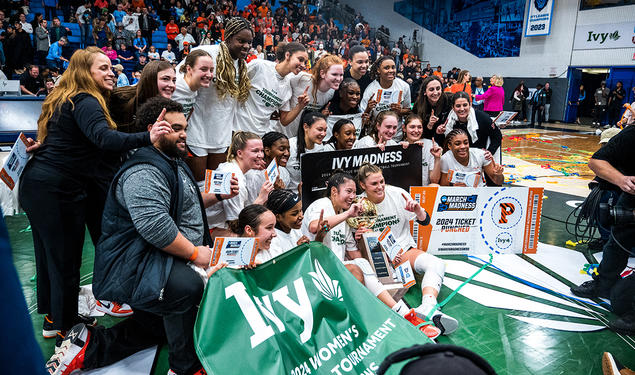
[348, 197, 409, 300]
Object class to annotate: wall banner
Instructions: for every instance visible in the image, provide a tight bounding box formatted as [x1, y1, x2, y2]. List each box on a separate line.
[410, 186, 544, 255]
[573, 22, 635, 50]
[524, 0, 555, 37]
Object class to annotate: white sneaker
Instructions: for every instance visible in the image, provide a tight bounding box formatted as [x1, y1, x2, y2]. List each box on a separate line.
[96, 300, 134, 317]
[414, 303, 459, 335]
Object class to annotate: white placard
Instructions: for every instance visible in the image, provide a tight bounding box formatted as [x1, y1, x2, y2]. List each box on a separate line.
[448, 170, 483, 188]
[524, 0, 554, 37]
[394, 261, 416, 288]
[204, 169, 233, 195]
[377, 226, 403, 262]
[264, 158, 279, 185]
[211, 237, 259, 267]
[573, 22, 635, 50]
[0, 133, 29, 190]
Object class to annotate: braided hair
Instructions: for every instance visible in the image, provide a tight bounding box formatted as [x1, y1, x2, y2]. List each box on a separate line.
[217, 17, 253, 103]
[369, 55, 394, 82]
[443, 128, 468, 153]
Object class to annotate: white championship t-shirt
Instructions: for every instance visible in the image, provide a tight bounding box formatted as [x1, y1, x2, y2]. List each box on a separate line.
[256, 228, 303, 263]
[360, 78, 411, 140]
[206, 161, 248, 228]
[172, 76, 197, 118]
[176, 44, 239, 151]
[286, 137, 324, 190]
[353, 136, 397, 149]
[362, 185, 417, 252]
[236, 59, 293, 136]
[301, 197, 357, 261]
[440, 148, 491, 187]
[325, 112, 363, 140]
[244, 166, 291, 204]
[278, 72, 334, 138]
[419, 138, 436, 186]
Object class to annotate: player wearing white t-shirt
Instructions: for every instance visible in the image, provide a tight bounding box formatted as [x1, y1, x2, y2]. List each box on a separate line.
[360, 56, 411, 140]
[353, 110, 405, 150]
[174, 18, 254, 179]
[286, 112, 327, 190]
[172, 50, 214, 129]
[229, 204, 278, 262]
[237, 43, 308, 136]
[440, 129, 504, 187]
[323, 118, 358, 151]
[402, 114, 442, 186]
[278, 55, 344, 138]
[302, 172, 444, 340]
[357, 164, 458, 336]
[245, 132, 292, 204]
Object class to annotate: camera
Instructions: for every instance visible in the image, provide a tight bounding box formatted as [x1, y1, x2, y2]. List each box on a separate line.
[599, 203, 635, 226]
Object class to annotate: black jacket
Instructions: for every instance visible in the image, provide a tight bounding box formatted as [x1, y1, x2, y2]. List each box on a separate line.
[92, 146, 211, 309]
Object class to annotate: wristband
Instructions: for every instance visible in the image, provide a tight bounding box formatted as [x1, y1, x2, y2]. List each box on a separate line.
[215, 193, 224, 202]
[189, 246, 199, 262]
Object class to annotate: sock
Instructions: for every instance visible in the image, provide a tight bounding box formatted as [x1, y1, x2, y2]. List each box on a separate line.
[414, 253, 445, 294]
[391, 300, 410, 317]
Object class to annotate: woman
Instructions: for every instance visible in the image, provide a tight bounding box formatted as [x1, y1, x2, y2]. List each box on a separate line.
[444, 69, 471, 99]
[441, 91, 502, 165]
[325, 78, 366, 140]
[472, 76, 485, 111]
[360, 55, 411, 140]
[236, 42, 308, 136]
[440, 129, 504, 187]
[279, 54, 344, 138]
[258, 189, 309, 262]
[401, 114, 442, 186]
[355, 110, 406, 149]
[475, 74, 504, 117]
[413, 75, 453, 142]
[102, 43, 119, 64]
[245, 131, 292, 203]
[207, 131, 268, 235]
[177, 17, 254, 177]
[147, 45, 160, 61]
[229, 204, 278, 262]
[133, 30, 147, 58]
[302, 172, 445, 339]
[171, 50, 214, 153]
[19, 47, 172, 341]
[109, 60, 177, 132]
[570, 84, 585, 125]
[356, 163, 458, 336]
[512, 83, 525, 116]
[287, 112, 327, 190]
[323, 118, 357, 151]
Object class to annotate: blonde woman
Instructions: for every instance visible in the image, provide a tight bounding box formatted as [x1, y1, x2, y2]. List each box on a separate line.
[19, 47, 172, 341]
[176, 17, 254, 178]
[475, 74, 505, 117]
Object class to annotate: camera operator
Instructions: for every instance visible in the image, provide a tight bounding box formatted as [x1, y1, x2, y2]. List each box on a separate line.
[571, 124, 635, 336]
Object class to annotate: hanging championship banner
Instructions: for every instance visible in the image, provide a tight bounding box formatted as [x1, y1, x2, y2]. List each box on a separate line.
[409, 186, 543, 255]
[300, 145, 422, 208]
[524, 0, 554, 37]
[325, 112, 363, 140]
[194, 243, 431, 375]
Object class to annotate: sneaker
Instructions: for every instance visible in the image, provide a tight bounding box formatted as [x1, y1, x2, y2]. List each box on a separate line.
[570, 279, 610, 299]
[608, 311, 635, 336]
[602, 352, 635, 375]
[414, 304, 459, 335]
[587, 238, 606, 252]
[96, 300, 134, 317]
[45, 323, 90, 375]
[43, 314, 98, 339]
[404, 309, 441, 340]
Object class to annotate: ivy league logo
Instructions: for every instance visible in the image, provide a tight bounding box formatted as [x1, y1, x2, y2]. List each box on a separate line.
[534, 0, 548, 11]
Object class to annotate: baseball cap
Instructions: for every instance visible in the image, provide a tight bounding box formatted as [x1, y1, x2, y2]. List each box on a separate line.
[113, 64, 124, 72]
[599, 127, 620, 144]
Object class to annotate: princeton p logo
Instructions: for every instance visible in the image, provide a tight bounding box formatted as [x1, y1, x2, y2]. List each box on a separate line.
[499, 203, 516, 224]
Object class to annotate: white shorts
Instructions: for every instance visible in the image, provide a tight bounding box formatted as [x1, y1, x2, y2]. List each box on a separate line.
[188, 145, 228, 157]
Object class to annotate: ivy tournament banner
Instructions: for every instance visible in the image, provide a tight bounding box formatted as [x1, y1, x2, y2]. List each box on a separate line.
[194, 243, 431, 375]
[409, 186, 543, 255]
[300, 145, 422, 208]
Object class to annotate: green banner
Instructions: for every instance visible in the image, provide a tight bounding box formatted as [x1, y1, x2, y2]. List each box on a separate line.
[194, 242, 432, 375]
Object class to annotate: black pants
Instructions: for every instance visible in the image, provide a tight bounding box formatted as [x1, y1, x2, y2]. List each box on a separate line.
[593, 105, 606, 125]
[608, 105, 622, 126]
[83, 260, 204, 375]
[142, 29, 153, 49]
[19, 162, 107, 331]
[530, 105, 543, 127]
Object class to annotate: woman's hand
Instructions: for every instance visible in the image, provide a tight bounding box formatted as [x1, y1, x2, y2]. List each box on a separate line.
[206, 261, 227, 278]
[492, 163, 505, 176]
[321, 102, 332, 117]
[366, 93, 377, 113]
[255, 180, 274, 204]
[400, 141, 409, 149]
[25, 137, 41, 153]
[427, 109, 438, 129]
[297, 86, 310, 109]
[346, 202, 363, 218]
[273, 176, 285, 190]
[149, 108, 174, 143]
[354, 226, 370, 241]
[296, 235, 310, 245]
[430, 140, 442, 159]
[220, 175, 240, 200]
[314, 209, 330, 242]
[483, 149, 493, 162]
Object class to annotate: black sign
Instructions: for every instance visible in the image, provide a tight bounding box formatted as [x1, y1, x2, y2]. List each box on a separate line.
[300, 145, 422, 208]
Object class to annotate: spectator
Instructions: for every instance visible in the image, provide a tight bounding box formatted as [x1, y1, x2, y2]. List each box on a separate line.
[165, 17, 179, 52]
[113, 63, 129, 86]
[113, 3, 126, 23]
[46, 36, 68, 70]
[102, 42, 119, 63]
[44, 77, 55, 96]
[161, 42, 176, 63]
[123, 8, 140, 34]
[135, 53, 147, 71]
[20, 65, 45, 95]
[608, 81, 626, 127]
[93, 17, 113, 48]
[76, 1, 93, 48]
[131, 70, 140, 84]
[433, 65, 442, 78]
[43, 0, 58, 22]
[5, 22, 34, 76]
[94, 0, 108, 11]
[113, 22, 133, 49]
[147, 45, 159, 60]
[472, 77, 485, 111]
[530, 83, 547, 128]
[593, 81, 610, 128]
[475, 75, 505, 117]
[49, 17, 69, 44]
[132, 29, 147, 57]
[117, 42, 134, 62]
[19, 13, 33, 34]
[175, 26, 195, 52]
[543, 82, 552, 122]
[139, 7, 156, 46]
[35, 19, 50, 65]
